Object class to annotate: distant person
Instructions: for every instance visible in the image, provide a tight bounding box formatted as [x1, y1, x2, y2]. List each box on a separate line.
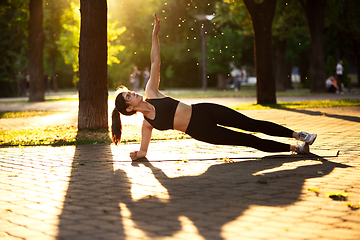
[336, 60, 345, 93]
[111, 13, 317, 161]
[130, 66, 141, 91]
[242, 68, 247, 84]
[142, 66, 150, 90]
[325, 76, 338, 93]
[230, 67, 241, 91]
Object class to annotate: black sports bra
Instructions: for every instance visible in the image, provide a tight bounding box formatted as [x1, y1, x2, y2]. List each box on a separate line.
[144, 97, 180, 130]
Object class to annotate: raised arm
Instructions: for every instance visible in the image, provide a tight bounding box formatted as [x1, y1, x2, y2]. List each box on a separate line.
[145, 13, 164, 98]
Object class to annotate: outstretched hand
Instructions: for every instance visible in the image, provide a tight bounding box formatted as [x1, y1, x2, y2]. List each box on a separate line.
[153, 13, 160, 35]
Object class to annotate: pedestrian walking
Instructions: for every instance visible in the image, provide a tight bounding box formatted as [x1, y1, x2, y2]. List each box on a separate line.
[336, 60, 345, 93]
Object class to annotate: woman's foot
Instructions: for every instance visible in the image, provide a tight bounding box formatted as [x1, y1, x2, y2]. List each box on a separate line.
[296, 131, 317, 145]
[293, 142, 310, 154]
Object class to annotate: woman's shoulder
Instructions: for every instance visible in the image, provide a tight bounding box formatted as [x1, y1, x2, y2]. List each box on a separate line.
[145, 89, 166, 99]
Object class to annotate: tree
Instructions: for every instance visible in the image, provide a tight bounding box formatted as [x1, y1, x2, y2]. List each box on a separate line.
[324, 0, 360, 88]
[271, 0, 310, 91]
[28, 0, 46, 102]
[60, 1, 125, 89]
[243, 0, 277, 104]
[206, 1, 254, 90]
[0, 0, 28, 97]
[78, 0, 108, 129]
[109, 0, 211, 89]
[300, 0, 326, 92]
[44, 0, 69, 92]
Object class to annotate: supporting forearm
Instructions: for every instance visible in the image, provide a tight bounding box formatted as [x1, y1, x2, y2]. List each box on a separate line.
[139, 122, 153, 154]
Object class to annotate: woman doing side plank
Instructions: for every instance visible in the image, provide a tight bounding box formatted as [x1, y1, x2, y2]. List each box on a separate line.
[111, 13, 317, 160]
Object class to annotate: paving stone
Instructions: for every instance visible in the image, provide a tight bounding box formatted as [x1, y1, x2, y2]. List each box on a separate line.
[1, 96, 360, 239]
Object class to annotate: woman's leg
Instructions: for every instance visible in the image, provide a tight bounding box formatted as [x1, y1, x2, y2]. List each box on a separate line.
[205, 103, 294, 138]
[186, 103, 292, 152]
[195, 124, 291, 152]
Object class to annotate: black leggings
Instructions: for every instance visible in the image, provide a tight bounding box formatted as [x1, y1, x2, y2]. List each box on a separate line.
[185, 103, 293, 152]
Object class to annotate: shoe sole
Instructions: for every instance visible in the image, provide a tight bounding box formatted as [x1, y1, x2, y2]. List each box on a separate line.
[304, 143, 309, 154]
[297, 143, 309, 154]
[307, 134, 317, 145]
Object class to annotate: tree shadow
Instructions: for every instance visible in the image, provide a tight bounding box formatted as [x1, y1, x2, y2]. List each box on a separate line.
[57, 144, 131, 239]
[276, 108, 360, 123]
[127, 154, 350, 240]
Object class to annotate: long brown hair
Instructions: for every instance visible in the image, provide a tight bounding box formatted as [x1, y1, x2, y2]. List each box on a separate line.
[111, 88, 136, 145]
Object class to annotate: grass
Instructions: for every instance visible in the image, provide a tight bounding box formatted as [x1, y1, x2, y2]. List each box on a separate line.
[0, 97, 359, 146]
[326, 192, 349, 201]
[307, 187, 321, 196]
[0, 110, 65, 118]
[231, 98, 360, 110]
[0, 124, 189, 146]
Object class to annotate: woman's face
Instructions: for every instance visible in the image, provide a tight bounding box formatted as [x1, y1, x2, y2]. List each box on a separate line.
[121, 91, 143, 110]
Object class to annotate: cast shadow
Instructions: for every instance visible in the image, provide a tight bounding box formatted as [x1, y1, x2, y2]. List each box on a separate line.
[56, 146, 350, 240]
[57, 144, 132, 239]
[277, 108, 360, 123]
[127, 154, 350, 240]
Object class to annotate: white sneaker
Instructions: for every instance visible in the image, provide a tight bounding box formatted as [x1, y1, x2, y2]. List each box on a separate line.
[297, 131, 317, 145]
[294, 142, 310, 154]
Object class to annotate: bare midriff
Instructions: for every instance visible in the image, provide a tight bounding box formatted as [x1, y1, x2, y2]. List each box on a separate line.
[173, 101, 192, 132]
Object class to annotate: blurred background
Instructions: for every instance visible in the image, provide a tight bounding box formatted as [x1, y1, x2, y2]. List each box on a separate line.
[1, 0, 359, 97]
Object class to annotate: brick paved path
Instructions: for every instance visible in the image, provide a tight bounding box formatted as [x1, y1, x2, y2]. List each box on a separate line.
[1, 97, 360, 239]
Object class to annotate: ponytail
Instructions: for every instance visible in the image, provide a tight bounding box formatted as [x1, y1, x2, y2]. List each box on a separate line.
[112, 90, 137, 145]
[111, 108, 122, 145]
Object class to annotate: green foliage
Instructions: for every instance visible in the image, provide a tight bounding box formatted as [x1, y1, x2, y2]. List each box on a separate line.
[57, 1, 126, 79]
[0, 0, 29, 97]
[273, 0, 310, 65]
[1, 0, 359, 95]
[219, 0, 253, 36]
[325, 55, 336, 77]
[206, 25, 245, 74]
[58, 1, 80, 73]
[108, 0, 227, 89]
[212, 0, 254, 71]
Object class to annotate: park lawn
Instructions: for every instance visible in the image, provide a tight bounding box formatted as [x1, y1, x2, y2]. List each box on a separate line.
[0, 124, 190, 146]
[0, 110, 65, 118]
[230, 98, 360, 110]
[0, 98, 359, 146]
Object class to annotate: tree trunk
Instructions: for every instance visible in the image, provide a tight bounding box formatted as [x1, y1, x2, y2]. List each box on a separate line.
[274, 39, 287, 91]
[243, 0, 277, 104]
[301, 0, 326, 92]
[78, 0, 108, 130]
[28, 0, 45, 102]
[354, 40, 360, 88]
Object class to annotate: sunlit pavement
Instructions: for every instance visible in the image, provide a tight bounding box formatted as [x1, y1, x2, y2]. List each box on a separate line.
[1, 95, 360, 239]
[1, 91, 360, 130]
